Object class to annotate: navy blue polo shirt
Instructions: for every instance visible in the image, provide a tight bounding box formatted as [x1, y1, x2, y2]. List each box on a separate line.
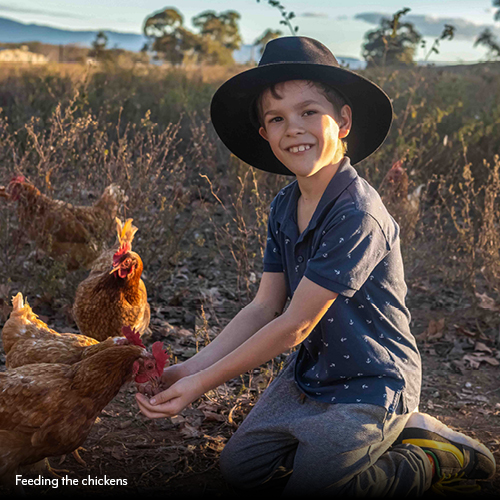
[263, 157, 421, 414]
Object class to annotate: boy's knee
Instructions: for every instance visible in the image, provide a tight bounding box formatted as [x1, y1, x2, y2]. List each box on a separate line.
[220, 438, 293, 492]
[219, 440, 247, 487]
[219, 439, 268, 489]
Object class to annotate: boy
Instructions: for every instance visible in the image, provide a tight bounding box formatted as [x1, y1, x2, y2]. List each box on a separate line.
[136, 37, 495, 495]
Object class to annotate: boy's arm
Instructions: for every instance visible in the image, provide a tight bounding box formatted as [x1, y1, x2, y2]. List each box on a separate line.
[136, 276, 338, 418]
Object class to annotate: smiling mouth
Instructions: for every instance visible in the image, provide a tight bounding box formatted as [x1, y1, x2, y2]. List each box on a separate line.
[288, 145, 312, 153]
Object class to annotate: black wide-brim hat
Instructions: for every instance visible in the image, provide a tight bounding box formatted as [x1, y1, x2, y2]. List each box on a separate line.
[210, 36, 393, 175]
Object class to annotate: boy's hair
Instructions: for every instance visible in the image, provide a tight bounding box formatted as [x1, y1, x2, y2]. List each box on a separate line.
[254, 80, 349, 155]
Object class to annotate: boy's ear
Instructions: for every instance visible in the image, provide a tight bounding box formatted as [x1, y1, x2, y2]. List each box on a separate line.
[338, 104, 352, 139]
[259, 126, 269, 142]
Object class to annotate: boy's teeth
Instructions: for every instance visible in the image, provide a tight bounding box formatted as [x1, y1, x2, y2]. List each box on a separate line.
[290, 145, 311, 153]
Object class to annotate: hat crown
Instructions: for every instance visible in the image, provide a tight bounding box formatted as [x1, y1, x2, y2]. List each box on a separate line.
[259, 36, 339, 68]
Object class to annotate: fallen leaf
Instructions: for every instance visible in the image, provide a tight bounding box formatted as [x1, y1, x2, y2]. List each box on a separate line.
[418, 318, 446, 342]
[170, 415, 185, 425]
[202, 410, 225, 422]
[197, 401, 223, 413]
[475, 292, 498, 311]
[454, 324, 476, 337]
[118, 420, 133, 430]
[474, 341, 493, 354]
[179, 422, 201, 439]
[481, 356, 500, 366]
[462, 354, 481, 369]
[163, 452, 180, 463]
[463, 352, 500, 368]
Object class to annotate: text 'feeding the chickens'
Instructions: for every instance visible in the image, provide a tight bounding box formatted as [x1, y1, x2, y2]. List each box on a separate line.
[15, 475, 128, 488]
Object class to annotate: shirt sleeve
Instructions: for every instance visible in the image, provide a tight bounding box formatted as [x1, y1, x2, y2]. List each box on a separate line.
[263, 200, 284, 273]
[305, 210, 390, 297]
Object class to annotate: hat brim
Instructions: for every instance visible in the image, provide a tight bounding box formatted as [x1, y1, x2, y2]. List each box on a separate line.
[210, 63, 393, 175]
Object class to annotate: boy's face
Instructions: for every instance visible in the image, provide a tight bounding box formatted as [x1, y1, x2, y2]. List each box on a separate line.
[258, 80, 351, 179]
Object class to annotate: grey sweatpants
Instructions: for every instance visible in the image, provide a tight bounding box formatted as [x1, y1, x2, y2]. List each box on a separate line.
[220, 353, 432, 497]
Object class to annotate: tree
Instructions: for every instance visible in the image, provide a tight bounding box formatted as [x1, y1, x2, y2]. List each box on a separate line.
[143, 8, 183, 39]
[192, 11, 241, 51]
[89, 31, 108, 61]
[474, 29, 500, 59]
[142, 8, 242, 65]
[362, 8, 422, 68]
[254, 29, 282, 55]
[191, 10, 242, 65]
[143, 8, 199, 64]
[474, 2, 500, 59]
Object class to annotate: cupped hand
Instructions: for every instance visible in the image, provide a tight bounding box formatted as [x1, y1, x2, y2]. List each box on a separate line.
[135, 373, 205, 419]
[136, 363, 188, 398]
[160, 362, 188, 388]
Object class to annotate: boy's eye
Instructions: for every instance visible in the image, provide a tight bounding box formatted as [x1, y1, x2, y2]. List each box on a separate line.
[303, 110, 317, 116]
[268, 116, 283, 124]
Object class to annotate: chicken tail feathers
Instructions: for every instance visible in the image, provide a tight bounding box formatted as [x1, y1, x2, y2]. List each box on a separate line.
[115, 218, 138, 248]
[10, 292, 37, 321]
[11, 292, 24, 312]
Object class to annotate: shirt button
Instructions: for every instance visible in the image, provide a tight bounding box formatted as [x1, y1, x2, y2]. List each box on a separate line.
[297, 256, 304, 263]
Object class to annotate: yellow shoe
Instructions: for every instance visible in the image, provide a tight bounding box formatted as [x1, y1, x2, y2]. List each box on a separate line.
[394, 413, 495, 493]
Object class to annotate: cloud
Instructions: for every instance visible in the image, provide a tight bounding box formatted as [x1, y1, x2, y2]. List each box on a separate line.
[354, 12, 500, 39]
[299, 12, 328, 18]
[0, 3, 86, 19]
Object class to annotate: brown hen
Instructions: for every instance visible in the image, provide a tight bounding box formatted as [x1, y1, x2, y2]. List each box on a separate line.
[378, 160, 425, 246]
[1, 292, 128, 368]
[3, 175, 126, 270]
[72, 219, 150, 341]
[0, 342, 168, 492]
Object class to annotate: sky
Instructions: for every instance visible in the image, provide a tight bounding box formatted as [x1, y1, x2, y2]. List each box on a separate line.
[1, 0, 500, 62]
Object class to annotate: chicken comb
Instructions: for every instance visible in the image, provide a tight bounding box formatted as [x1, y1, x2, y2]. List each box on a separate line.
[152, 341, 169, 376]
[112, 242, 131, 267]
[10, 175, 26, 184]
[122, 325, 145, 348]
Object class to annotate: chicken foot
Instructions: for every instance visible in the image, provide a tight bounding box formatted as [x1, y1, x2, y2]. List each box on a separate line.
[44, 458, 69, 479]
[58, 447, 87, 467]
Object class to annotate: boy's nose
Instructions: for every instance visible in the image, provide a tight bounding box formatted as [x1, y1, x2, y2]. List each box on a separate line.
[285, 119, 306, 136]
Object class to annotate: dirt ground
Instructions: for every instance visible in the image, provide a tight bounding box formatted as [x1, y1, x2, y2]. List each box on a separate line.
[1, 260, 500, 498]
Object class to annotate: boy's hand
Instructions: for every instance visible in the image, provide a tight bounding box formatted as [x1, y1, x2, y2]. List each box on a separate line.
[160, 363, 189, 388]
[136, 363, 188, 398]
[135, 373, 205, 419]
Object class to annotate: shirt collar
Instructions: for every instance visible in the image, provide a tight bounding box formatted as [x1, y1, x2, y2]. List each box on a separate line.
[277, 157, 359, 240]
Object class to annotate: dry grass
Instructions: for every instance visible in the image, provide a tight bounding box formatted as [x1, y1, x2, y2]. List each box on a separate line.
[0, 61, 499, 317]
[0, 61, 500, 496]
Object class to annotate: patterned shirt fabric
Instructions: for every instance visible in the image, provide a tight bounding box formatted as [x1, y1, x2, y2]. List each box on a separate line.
[263, 157, 421, 414]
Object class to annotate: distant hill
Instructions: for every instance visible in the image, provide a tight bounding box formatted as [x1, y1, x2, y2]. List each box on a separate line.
[0, 16, 146, 51]
[0, 16, 366, 68]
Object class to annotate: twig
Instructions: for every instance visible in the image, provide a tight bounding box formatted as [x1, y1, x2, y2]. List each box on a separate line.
[138, 463, 160, 483]
[484, 386, 500, 395]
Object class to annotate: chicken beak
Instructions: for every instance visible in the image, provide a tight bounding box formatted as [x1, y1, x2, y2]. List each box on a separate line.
[110, 265, 120, 275]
